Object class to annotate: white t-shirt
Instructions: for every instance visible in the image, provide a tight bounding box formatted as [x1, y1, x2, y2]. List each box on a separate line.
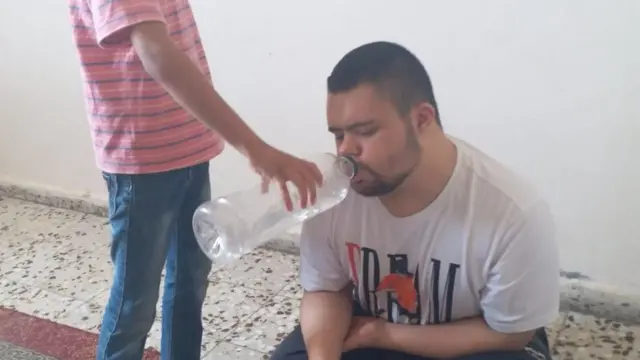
[299, 137, 560, 334]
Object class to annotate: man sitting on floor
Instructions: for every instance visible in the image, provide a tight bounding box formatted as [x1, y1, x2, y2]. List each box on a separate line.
[270, 41, 560, 360]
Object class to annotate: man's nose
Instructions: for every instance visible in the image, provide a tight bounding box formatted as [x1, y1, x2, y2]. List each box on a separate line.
[338, 135, 360, 157]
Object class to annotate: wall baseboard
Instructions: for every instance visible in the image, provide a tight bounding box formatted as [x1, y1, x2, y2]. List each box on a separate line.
[2, 178, 640, 324]
[0, 178, 108, 217]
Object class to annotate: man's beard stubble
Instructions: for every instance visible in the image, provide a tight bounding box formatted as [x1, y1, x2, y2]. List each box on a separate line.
[353, 127, 422, 197]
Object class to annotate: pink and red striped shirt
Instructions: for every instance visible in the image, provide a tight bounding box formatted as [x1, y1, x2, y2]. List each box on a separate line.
[68, 0, 224, 174]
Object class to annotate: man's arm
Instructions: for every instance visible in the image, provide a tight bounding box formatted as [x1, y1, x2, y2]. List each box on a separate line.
[361, 199, 559, 358]
[87, 0, 321, 209]
[301, 287, 353, 360]
[130, 22, 324, 208]
[373, 317, 534, 359]
[89, 1, 263, 156]
[129, 21, 264, 156]
[298, 211, 352, 360]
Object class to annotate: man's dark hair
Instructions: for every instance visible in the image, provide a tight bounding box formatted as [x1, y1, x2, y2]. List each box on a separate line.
[327, 41, 441, 128]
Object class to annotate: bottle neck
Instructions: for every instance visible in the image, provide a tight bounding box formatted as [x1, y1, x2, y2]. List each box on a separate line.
[337, 155, 358, 179]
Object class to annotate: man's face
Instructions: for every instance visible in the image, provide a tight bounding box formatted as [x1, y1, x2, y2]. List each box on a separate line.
[327, 84, 422, 197]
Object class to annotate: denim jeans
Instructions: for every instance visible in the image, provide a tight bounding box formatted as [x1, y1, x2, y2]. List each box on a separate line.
[96, 162, 213, 360]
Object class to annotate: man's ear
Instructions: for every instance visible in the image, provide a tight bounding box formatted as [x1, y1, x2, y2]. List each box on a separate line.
[412, 102, 437, 133]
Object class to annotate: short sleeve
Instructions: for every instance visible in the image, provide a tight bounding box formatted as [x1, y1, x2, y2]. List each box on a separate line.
[481, 200, 560, 333]
[299, 211, 350, 293]
[88, 0, 167, 47]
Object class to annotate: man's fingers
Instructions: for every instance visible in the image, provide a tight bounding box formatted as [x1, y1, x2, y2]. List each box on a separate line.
[306, 160, 324, 186]
[277, 178, 294, 212]
[253, 152, 324, 211]
[260, 174, 270, 194]
[287, 160, 321, 208]
[299, 165, 318, 206]
[286, 170, 310, 209]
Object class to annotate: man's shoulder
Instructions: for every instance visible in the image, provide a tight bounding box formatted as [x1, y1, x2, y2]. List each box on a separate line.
[455, 138, 543, 213]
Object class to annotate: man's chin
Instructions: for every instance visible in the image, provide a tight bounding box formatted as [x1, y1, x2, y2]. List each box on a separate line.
[350, 184, 382, 197]
[350, 181, 399, 197]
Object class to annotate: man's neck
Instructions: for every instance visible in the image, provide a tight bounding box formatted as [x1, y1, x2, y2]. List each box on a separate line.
[379, 137, 458, 218]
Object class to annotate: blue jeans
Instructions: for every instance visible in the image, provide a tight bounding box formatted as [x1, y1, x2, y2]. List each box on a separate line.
[97, 163, 213, 360]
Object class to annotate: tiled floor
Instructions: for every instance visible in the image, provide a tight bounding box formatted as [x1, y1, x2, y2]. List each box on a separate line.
[1, 196, 640, 359]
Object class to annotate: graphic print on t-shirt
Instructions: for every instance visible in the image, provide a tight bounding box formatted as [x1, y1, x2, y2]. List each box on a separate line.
[346, 242, 461, 325]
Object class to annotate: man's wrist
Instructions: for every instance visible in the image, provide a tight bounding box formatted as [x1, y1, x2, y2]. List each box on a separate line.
[240, 135, 268, 159]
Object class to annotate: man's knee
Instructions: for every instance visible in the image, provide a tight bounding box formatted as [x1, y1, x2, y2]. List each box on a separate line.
[104, 292, 157, 333]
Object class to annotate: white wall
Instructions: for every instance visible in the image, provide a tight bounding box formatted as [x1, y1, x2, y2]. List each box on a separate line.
[0, 1, 639, 290]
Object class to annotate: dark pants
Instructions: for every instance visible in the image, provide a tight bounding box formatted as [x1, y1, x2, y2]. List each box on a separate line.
[271, 303, 552, 360]
[96, 163, 213, 360]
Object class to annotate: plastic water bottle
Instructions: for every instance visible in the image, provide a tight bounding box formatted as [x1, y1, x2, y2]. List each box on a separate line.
[193, 153, 357, 265]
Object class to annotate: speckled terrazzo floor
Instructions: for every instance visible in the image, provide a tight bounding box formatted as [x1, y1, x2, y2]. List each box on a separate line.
[1, 196, 640, 359]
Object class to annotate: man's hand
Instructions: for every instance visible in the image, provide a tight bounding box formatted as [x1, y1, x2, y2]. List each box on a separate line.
[247, 141, 323, 211]
[342, 316, 387, 352]
[129, 21, 323, 211]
